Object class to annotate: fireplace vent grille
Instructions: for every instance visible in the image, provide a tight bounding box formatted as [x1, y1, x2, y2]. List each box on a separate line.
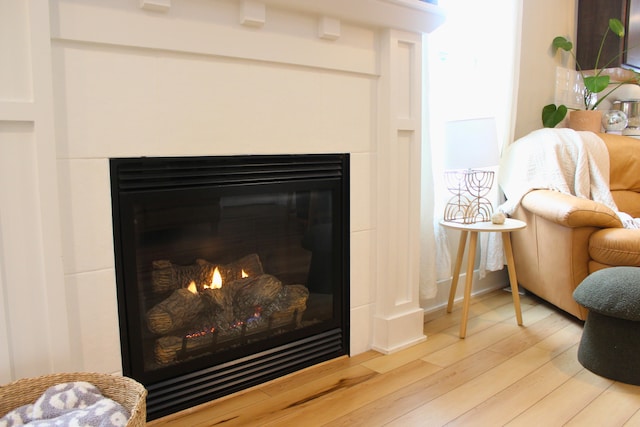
[145, 328, 345, 420]
[113, 155, 345, 191]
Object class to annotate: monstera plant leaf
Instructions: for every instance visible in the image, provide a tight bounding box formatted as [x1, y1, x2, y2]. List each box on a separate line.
[552, 36, 573, 52]
[609, 18, 625, 37]
[584, 75, 610, 94]
[542, 104, 568, 128]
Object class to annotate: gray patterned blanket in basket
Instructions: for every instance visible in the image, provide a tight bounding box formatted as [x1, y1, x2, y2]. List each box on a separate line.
[0, 381, 130, 427]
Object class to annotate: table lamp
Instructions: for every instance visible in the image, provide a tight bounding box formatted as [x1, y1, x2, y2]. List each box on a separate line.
[443, 117, 499, 224]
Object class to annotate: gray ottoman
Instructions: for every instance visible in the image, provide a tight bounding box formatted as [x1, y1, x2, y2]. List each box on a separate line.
[573, 267, 640, 385]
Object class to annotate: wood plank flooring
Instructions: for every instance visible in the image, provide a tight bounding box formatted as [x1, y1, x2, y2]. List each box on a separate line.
[148, 290, 640, 426]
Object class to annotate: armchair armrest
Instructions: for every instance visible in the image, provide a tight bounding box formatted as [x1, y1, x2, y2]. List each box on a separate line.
[520, 190, 623, 228]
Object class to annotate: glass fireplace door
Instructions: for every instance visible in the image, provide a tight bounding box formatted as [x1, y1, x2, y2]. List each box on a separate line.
[111, 155, 349, 419]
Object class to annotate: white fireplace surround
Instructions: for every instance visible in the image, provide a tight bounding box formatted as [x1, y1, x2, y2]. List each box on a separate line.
[0, 0, 444, 382]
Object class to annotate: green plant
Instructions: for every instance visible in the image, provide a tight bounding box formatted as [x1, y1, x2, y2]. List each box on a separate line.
[542, 18, 640, 128]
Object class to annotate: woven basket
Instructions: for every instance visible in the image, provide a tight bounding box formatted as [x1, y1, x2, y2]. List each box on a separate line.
[0, 372, 147, 426]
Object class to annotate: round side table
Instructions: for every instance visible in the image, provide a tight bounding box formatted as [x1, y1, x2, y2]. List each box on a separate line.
[440, 218, 527, 338]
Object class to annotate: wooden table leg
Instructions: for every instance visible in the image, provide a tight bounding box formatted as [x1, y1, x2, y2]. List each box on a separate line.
[447, 230, 468, 313]
[502, 232, 523, 326]
[459, 231, 478, 338]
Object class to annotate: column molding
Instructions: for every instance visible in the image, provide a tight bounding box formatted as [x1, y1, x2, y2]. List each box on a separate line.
[372, 29, 426, 354]
[30, 0, 74, 374]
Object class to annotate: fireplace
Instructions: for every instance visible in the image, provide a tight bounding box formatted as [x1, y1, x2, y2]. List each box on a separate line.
[110, 154, 349, 420]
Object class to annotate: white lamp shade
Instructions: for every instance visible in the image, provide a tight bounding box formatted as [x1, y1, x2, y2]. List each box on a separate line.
[444, 117, 499, 170]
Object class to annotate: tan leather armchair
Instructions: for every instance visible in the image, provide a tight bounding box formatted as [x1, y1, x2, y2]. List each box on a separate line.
[509, 133, 640, 320]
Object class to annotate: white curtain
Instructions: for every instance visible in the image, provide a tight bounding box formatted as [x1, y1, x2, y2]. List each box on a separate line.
[420, 0, 523, 302]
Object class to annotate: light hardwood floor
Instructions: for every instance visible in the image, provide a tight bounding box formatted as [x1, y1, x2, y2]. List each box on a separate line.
[148, 290, 640, 426]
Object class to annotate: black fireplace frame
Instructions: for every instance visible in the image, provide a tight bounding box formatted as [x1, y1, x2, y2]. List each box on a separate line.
[110, 154, 350, 420]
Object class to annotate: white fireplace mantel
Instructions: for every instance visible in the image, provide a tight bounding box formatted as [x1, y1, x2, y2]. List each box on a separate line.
[1, 0, 445, 384]
[239, 0, 444, 33]
[138, 0, 445, 33]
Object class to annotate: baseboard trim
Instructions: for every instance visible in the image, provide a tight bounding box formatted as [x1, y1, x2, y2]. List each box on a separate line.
[422, 268, 508, 322]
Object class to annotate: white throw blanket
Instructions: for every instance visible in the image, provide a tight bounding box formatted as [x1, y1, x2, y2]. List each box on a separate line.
[497, 128, 640, 229]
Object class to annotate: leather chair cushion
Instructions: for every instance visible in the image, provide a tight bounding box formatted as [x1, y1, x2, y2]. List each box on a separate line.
[611, 190, 640, 218]
[589, 228, 640, 266]
[600, 133, 640, 192]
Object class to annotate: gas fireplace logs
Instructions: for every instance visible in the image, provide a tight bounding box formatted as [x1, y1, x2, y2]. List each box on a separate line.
[147, 288, 204, 335]
[151, 253, 264, 293]
[147, 254, 309, 365]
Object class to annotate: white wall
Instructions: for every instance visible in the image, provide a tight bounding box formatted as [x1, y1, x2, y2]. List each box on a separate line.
[0, 0, 444, 381]
[515, 0, 577, 139]
[0, 1, 73, 383]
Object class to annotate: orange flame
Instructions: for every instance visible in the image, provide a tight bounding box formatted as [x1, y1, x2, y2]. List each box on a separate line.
[187, 281, 198, 294]
[205, 266, 222, 289]
[241, 269, 248, 278]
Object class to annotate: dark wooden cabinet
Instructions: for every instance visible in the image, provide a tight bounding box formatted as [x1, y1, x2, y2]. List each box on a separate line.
[626, 0, 640, 70]
[576, 0, 627, 70]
